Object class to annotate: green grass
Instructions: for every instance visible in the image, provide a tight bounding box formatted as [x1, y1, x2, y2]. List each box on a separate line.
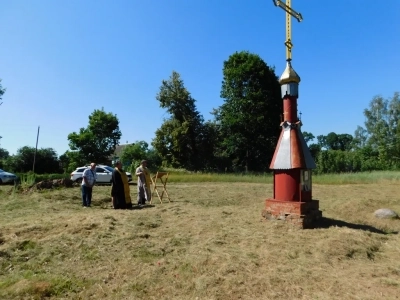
[156, 170, 274, 184]
[15, 172, 70, 184]
[19, 173, 36, 186]
[313, 170, 400, 184]
[162, 170, 400, 185]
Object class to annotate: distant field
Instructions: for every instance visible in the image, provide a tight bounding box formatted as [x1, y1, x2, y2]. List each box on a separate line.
[0, 178, 399, 299]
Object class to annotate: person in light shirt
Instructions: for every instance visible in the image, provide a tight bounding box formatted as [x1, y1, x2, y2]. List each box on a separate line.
[135, 160, 151, 206]
[81, 163, 97, 207]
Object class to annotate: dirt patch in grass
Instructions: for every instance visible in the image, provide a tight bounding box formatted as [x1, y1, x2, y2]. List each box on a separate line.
[0, 182, 399, 299]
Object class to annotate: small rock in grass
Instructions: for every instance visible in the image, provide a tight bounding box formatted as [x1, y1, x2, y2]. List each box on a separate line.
[374, 208, 399, 219]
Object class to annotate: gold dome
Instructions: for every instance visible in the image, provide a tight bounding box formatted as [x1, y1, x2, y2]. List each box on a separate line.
[279, 61, 301, 84]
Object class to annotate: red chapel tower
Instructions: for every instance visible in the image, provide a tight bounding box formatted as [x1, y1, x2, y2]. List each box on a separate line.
[262, 1, 322, 228]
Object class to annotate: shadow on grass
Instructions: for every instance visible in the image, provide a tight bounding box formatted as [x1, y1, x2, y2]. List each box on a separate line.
[313, 217, 398, 235]
[131, 204, 156, 210]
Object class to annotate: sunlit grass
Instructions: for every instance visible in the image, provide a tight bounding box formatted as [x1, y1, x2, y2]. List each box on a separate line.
[165, 172, 273, 183]
[19, 173, 36, 187]
[313, 171, 400, 184]
[162, 170, 400, 185]
[0, 182, 399, 299]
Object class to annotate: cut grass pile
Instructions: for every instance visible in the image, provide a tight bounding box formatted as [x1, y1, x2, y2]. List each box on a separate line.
[0, 176, 399, 299]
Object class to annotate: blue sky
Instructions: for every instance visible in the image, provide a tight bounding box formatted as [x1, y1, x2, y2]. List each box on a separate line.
[1, 0, 399, 156]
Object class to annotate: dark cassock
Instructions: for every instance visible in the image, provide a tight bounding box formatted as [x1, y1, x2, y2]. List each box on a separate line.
[111, 167, 132, 209]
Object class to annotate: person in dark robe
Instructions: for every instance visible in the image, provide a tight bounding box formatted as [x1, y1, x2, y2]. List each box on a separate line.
[111, 160, 132, 209]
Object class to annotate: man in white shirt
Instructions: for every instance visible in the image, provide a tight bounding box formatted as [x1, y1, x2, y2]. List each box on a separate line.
[82, 163, 97, 207]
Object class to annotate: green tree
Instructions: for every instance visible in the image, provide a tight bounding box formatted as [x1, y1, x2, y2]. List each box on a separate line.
[337, 134, 353, 151]
[120, 141, 162, 172]
[353, 125, 368, 149]
[0, 148, 9, 159]
[145, 148, 163, 171]
[0, 147, 9, 169]
[315, 148, 384, 174]
[317, 132, 353, 151]
[0, 79, 5, 105]
[120, 141, 149, 168]
[3, 146, 61, 174]
[152, 71, 204, 170]
[363, 92, 400, 164]
[325, 132, 339, 150]
[5, 146, 36, 173]
[59, 150, 86, 173]
[302, 131, 315, 144]
[37, 148, 62, 173]
[200, 120, 223, 171]
[317, 135, 327, 149]
[59, 152, 69, 172]
[301, 132, 321, 159]
[309, 144, 321, 160]
[216, 51, 281, 172]
[67, 109, 121, 164]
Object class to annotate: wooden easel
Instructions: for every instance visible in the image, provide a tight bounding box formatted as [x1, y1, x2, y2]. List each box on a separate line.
[150, 172, 171, 204]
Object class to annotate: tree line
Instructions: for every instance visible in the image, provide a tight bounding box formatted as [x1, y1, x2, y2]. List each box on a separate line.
[305, 92, 400, 173]
[1, 52, 399, 174]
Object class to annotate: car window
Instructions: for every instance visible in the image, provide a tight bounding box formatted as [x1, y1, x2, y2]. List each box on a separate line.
[104, 166, 114, 172]
[96, 167, 106, 173]
[77, 168, 86, 173]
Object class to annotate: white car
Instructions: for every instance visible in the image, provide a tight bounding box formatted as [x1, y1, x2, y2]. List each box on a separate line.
[70, 165, 132, 184]
[0, 169, 18, 184]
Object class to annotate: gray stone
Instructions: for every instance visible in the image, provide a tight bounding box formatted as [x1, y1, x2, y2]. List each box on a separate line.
[374, 208, 399, 219]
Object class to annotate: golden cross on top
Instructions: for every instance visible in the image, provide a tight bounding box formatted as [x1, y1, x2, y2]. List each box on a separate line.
[272, 0, 303, 61]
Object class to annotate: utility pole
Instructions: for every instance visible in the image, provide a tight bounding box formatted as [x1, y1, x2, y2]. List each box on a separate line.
[32, 126, 40, 173]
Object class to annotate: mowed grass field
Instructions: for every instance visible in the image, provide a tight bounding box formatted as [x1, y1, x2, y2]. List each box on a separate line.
[0, 174, 400, 299]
